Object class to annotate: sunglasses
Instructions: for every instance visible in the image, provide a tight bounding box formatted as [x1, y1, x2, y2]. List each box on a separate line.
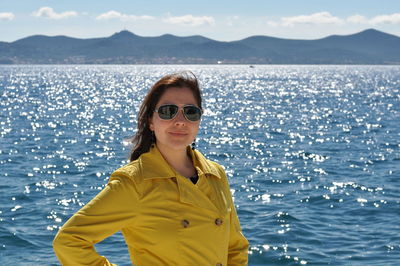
[154, 104, 203, 122]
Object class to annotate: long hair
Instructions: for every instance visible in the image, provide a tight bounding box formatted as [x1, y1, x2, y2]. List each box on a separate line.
[129, 71, 202, 161]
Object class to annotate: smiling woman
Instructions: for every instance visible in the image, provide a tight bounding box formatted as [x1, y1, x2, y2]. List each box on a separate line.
[52, 71, 249, 265]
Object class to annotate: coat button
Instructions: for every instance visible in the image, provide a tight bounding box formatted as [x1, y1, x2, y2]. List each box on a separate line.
[215, 218, 223, 226]
[216, 263, 223, 266]
[181, 219, 190, 228]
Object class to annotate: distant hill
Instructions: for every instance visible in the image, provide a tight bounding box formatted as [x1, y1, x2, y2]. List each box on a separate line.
[0, 29, 399, 64]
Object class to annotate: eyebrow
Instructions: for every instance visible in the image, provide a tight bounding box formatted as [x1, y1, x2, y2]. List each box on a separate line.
[158, 103, 198, 106]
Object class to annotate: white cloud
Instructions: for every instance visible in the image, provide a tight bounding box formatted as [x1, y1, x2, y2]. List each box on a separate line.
[226, 16, 239, 27]
[96, 10, 154, 21]
[369, 13, 400, 24]
[281, 12, 343, 26]
[164, 14, 215, 26]
[266, 12, 400, 28]
[347, 15, 368, 24]
[266, 21, 279, 27]
[0, 12, 15, 21]
[32, 7, 78, 19]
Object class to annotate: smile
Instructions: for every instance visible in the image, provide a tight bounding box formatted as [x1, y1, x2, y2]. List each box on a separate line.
[169, 132, 188, 136]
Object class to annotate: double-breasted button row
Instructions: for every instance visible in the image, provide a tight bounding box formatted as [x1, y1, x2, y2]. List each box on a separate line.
[181, 218, 223, 228]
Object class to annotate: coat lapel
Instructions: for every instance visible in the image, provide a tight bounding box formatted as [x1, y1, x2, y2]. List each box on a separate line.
[138, 145, 225, 214]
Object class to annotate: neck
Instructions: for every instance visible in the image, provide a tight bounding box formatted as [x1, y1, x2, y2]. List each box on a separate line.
[156, 144, 195, 178]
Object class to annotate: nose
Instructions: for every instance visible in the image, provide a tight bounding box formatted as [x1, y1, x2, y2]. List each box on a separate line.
[173, 109, 186, 125]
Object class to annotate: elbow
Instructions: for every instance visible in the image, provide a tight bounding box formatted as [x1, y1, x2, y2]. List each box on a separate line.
[53, 228, 70, 255]
[52, 229, 64, 253]
[53, 228, 74, 264]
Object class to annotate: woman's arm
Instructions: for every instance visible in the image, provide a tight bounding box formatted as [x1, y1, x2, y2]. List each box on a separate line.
[227, 201, 249, 265]
[214, 163, 249, 265]
[53, 172, 139, 266]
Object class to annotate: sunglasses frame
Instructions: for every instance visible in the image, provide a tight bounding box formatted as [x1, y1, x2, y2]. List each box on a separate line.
[154, 104, 203, 122]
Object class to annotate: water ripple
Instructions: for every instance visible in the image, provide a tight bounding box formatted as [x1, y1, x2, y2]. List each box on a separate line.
[1, 65, 400, 265]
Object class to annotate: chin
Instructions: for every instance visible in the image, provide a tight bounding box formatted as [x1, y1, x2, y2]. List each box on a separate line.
[157, 140, 190, 152]
[170, 142, 191, 151]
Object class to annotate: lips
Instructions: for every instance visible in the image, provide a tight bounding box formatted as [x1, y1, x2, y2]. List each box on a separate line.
[169, 131, 188, 136]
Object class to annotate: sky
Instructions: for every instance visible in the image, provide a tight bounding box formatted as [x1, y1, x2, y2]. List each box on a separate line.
[1, 0, 400, 42]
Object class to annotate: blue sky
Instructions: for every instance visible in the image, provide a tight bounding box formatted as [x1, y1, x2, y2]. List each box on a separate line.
[1, 0, 400, 42]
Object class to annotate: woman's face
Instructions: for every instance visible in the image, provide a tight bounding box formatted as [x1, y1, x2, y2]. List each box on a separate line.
[149, 87, 201, 153]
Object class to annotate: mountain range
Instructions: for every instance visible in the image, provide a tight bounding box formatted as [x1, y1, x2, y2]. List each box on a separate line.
[0, 29, 399, 64]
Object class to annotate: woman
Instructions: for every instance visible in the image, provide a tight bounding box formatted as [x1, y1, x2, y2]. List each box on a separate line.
[53, 71, 249, 265]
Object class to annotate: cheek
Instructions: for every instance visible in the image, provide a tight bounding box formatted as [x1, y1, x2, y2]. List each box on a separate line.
[150, 117, 168, 132]
[192, 122, 200, 134]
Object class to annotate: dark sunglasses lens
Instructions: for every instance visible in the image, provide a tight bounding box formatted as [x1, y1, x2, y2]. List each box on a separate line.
[184, 106, 202, 121]
[158, 105, 178, 120]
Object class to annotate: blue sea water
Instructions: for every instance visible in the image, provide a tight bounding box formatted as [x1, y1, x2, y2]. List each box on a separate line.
[0, 65, 399, 265]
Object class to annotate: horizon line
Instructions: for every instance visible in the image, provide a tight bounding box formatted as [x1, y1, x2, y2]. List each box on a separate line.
[2, 28, 399, 44]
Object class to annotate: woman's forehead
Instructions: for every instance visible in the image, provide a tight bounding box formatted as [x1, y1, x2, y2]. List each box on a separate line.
[157, 87, 197, 105]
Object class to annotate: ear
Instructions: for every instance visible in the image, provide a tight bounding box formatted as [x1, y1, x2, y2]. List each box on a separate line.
[149, 116, 154, 131]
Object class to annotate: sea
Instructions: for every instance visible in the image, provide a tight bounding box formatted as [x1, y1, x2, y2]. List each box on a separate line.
[0, 65, 399, 265]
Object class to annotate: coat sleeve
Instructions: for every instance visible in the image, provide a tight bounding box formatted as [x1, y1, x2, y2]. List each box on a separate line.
[53, 171, 140, 266]
[227, 198, 249, 265]
[215, 164, 249, 266]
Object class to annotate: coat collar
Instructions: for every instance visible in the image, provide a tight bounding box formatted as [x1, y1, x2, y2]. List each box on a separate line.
[138, 145, 220, 180]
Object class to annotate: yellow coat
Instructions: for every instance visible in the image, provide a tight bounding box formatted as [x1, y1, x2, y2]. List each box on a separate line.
[53, 145, 249, 265]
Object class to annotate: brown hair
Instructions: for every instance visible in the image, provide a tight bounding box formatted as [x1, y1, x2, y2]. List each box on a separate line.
[129, 71, 202, 161]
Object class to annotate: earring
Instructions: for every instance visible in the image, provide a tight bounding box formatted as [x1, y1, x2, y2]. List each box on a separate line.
[191, 139, 196, 150]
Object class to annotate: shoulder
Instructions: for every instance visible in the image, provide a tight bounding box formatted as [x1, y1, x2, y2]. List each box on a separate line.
[198, 154, 232, 187]
[105, 160, 144, 197]
[208, 160, 226, 175]
[193, 149, 228, 180]
[109, 160, 142, 184]
[192, 149, 223, 173]
[204, 159, 234, 201]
